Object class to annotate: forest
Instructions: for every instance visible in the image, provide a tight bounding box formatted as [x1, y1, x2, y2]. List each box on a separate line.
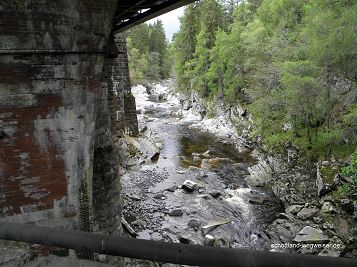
[126, 0, 356, 161]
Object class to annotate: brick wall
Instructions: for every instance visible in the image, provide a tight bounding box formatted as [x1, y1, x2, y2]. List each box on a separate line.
[0, 0, 119, 231]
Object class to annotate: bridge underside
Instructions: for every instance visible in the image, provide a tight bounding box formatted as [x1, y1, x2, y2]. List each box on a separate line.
[114, 0, 196, 32]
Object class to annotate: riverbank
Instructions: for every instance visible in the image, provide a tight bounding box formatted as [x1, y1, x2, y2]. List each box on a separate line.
[122, 79, 356, 262]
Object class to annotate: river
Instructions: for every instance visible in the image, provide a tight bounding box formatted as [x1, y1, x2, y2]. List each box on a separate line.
[121, 82, 283, 260]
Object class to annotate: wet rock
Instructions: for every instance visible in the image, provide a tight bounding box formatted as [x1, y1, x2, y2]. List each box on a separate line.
[178, 234, 195, 244]
[247, 160, 274, 187]
[168, 208, 184, 217]
[214, 237, 230, 248]
[189, 166, 200, 171]
[140, 126, 148, 133]
[176, 170, 187, 174]
[132, 220, 147, 228]
[165, 185, 178, 192]
[297, 207, 319, 220]
[285, 205, 304, 215]
[202, 220, 230, 235]
[154, 193, 166, 199]
[293, 226, 329, 244]
[320, 202, 337, 214]
[202, 150, 211, 158]
[188, 219, 201, 229]
[148, 94, 160, 102]
[204, 235, 216, 246]
[181, 180, 198, 192]
[277, 213, 291, 220]
[201, 158, 233, 169]
[150, 152, 160, 162]
[209, 191, 222, 199]
[198, 194, 211, 200]
[319, 236, 345, 257]
[192, 156, 201, 163]
[248, 195, 268, 205]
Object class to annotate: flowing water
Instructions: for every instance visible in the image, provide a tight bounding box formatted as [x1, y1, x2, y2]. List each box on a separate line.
[122, 85, 283, 253]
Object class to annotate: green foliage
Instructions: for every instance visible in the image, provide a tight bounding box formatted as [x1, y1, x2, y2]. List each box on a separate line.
[336, 153, 357, 197]
[170, 0, 356, 159]
[126, 20, 171, 82]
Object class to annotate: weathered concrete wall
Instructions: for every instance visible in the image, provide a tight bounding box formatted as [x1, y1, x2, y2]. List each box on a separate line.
[0, 0, 119, 231]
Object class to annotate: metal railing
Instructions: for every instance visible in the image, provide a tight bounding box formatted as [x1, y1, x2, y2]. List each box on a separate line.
[0, 221, 355, 267]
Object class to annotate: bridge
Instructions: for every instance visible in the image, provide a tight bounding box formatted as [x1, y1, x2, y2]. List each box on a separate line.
[0, 1, 355, 266]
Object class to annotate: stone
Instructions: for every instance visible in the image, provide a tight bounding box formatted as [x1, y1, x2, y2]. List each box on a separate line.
[204, 235, 216, 246]
[293, 226, 329, 244]
[188, 219, 201, 229]
[277, 213, 291, 220]
[168, 208, 184, 217]
[198, 194, 211, 200]
[320, 202, 336, 213]
[209, 191, 222, 199]
[285, 205, 304, 215]
[202, 150, 211, 158]
[150, 152, 160, 162]
[201, 220, 230, 235]
[214, 237, 230, 248]
[248, 195, 268, 205]
[131, 220, 147, 227]
[181, 180, 198, 192]
[154, 193, 166, 199]
[165, 185, 178, 192]
[297, 207, 319, 220]
[189, 166, 200, 171]
[178, 234, 194, 244]
[318, 236, 345, 257]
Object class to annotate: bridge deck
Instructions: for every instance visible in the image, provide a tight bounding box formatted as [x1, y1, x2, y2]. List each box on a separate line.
[113, 0, 197, 33]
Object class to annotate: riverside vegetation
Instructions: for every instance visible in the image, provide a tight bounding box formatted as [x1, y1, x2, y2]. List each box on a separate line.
[127, 0, 356, 200]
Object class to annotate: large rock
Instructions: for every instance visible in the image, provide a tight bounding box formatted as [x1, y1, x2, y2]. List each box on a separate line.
[293, 226, 329, 244]
[297, 207, 319, 220]
[285, 205, 304, 215]
[316, 162, 340, 196]
[201, 220, 230, 235]
[320, 202, 337, 213]
[168, 208, 184, 217]
[204, 235, 216, 246]
[181, 180, 198, 192]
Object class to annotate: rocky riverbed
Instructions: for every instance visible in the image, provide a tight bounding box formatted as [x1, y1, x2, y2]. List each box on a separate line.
[120, 80, 356, 266]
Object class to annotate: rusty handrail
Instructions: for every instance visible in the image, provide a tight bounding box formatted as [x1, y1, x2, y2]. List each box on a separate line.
[0, 221, 355, 267]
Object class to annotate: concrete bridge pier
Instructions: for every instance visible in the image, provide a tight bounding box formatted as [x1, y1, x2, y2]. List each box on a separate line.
[0, 1, 138, 259]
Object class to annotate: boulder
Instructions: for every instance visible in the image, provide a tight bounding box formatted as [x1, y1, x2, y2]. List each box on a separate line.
[320, 202, 337, 214]
[297, 207, 319, 220]
[285, 205, 304, 215]
[188, 219, 201, 229]
[181, 180, 198, 192]
[316, 162, 339, 196]
[168, 208, 184, 217]
[209, 191, 222, 199]
[178, 234, 195, 244]
[201, 220, 230, 235]
[293, 226, 329, 244]
[214, 237, 230, 248]
[204, 235, 216, 246]
[202, 150, 211, 158]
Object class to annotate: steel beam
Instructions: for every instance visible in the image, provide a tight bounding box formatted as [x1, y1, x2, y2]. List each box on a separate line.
[113, 0, 197, 33]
